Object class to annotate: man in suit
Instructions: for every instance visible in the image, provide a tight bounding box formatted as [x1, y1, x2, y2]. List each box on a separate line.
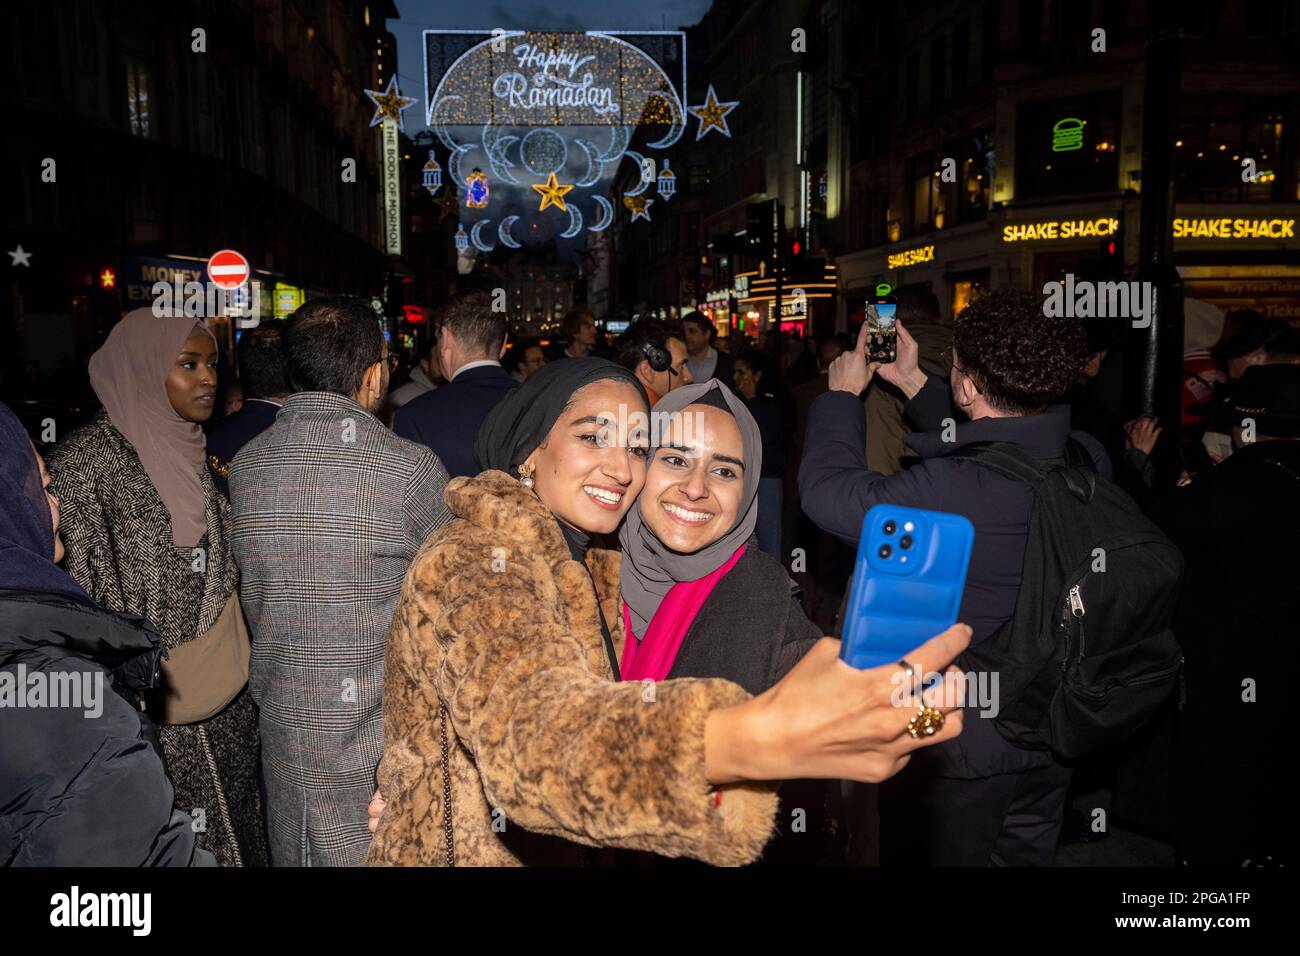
[682, 312, 734, 386]
[394, 291, 517, 478]
[229, 295, 452, 867]
[207, 325, 291, 496]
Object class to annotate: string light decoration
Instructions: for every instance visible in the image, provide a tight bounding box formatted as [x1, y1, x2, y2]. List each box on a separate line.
[422, 151, 443, 195]
[454, 224, 469, 252]
[364, 75, 417, 131]
[623, 193, 654, 222]
[465, 168, 490, 208]
[424, 30, 693, 249]
[532, 172, 574, 212]
[656, 159, 677, 200]
[687, 84, 738, 140]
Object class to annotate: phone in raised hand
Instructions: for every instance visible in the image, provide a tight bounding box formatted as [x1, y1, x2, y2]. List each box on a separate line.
[864, 294, 898, 364]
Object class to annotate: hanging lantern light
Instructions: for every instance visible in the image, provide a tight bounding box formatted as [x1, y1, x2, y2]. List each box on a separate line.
[453, 224, 469, 252]
[465, 168, 489, 208]
[422, 151, 442, 196]
[656, 159, 677, 201]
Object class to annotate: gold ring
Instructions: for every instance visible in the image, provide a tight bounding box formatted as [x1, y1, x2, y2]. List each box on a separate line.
[907, 705, 945, 739]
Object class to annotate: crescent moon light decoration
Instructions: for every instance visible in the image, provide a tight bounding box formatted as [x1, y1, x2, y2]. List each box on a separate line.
[622, 150, 651, 196]
[498, 215, 523, 249]
[470, 219, 495, 253]
[574, 138, 605, 187]
[560, 204, 584, 238]
[483, 125, 520, 186]
[588, 195, 614, 233]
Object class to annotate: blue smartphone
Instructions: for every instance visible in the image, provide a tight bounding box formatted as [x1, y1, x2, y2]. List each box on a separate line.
[839, 504, 974, 670]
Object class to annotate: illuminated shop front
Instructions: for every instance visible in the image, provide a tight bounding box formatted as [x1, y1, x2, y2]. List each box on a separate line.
[733, 261, 839, 339]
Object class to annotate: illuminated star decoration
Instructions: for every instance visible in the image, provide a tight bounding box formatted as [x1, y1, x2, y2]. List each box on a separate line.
[8, 245, 32, 267]
[688, 84, 738, 140]
[364, 75, 417, 132]
[532, 172, 574, 212]
[623, 193, 654, 223]
[430, 189, 459, 222]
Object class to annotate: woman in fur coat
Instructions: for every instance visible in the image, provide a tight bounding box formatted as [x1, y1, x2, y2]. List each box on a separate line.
[46, 310, 267, 867]
[368, 358, 970, 867]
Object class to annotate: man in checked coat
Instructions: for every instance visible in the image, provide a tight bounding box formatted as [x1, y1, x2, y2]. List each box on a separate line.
[229, 296, 452, 867]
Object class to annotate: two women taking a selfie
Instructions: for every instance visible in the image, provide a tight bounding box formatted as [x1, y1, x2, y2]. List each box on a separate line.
[367, 358, 969, 866]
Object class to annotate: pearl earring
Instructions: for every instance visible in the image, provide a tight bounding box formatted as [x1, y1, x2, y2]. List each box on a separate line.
[519, 463, 535, 489]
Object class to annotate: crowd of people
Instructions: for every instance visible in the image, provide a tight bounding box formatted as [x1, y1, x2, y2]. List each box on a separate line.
[2, 285, 1295, 868]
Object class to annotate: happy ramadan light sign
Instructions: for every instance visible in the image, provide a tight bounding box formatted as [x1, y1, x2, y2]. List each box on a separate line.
[425, 31, 686, 129]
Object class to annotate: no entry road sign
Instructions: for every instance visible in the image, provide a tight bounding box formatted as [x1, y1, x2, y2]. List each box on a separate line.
[207, 249, 250, 290]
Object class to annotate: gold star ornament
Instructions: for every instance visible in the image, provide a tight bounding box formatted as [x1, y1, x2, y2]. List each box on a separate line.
[688, 84, 739, 140]
[623, 193, 654, 222]
[364, 75, 417, 132]
[532, 172, 574, 212]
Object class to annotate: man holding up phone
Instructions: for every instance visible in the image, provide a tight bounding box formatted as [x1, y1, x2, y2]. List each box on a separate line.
[799, 289, 1110, 866]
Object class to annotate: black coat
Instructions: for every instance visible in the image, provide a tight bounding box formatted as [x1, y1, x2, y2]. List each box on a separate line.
[1118, 439, 1300, 862]
[799, 377, 1111, 778]
[656, 542, 831, 864]
[206, 398, 280, 496]
[0, 589, 211, 866]
[394, 364, 519, 478]
[665, 541, 821, 694]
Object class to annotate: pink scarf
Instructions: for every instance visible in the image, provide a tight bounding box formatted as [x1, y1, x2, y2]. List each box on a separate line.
[620, 544, 746, 682]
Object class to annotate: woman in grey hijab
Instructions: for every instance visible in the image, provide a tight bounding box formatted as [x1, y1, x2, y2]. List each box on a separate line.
[618, 379, 821, 695]
[618, 378, 831, 863]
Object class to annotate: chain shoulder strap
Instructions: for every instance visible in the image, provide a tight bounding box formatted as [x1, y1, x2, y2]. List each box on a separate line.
[438, 699, 456, 866]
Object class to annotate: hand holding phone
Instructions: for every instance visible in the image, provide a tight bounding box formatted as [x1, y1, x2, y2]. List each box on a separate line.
[864, 295, 898, 364]
[840, 504, 974, 671]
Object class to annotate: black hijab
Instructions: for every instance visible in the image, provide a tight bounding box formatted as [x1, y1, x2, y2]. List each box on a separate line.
[0, 403, 91, 601]
[475, 357, 648, 478]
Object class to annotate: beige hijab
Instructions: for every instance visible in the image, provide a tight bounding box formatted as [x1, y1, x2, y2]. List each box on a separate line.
[89, 308, 217, 548]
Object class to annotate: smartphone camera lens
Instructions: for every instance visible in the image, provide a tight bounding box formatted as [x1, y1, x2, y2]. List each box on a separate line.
[878, 544, 892, 559]
[900, 535, 913, 550]
[883, 520, 897, 535]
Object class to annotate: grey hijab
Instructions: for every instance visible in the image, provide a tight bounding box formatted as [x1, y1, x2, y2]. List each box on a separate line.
[618, 380, 762, 637]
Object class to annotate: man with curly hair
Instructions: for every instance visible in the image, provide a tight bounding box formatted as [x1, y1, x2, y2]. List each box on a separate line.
[799, 288, 1110, 866]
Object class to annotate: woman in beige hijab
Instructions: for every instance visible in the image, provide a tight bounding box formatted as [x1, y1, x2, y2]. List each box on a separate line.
[47, 308, 267, 867]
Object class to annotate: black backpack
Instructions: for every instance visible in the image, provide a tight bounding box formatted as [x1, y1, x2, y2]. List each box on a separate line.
[947, 441, 1184, 760]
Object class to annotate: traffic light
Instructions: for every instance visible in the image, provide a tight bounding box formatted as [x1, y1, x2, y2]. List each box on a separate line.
[1099, 227, 1123, 279]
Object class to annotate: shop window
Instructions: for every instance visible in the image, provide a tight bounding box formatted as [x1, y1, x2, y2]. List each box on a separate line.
[125, 58, 155, 139]
[951, 273, 990, 318]
[903, 52, 919, 117]
[1015, 92, 1121, 199]
[980, 0, 1000, 80]
[952, 20, 970, 93]
[928, 35, 947, 107]
[1175, 96, 1285, 202]
[949, 130, 995, 224]
[910, 154, 944, 234]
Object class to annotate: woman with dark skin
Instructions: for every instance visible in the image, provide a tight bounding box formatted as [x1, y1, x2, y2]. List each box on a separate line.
[47, 309, 267, 867]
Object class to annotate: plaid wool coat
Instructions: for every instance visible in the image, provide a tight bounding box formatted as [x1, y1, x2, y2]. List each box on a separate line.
[228, 392, 451, 867]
